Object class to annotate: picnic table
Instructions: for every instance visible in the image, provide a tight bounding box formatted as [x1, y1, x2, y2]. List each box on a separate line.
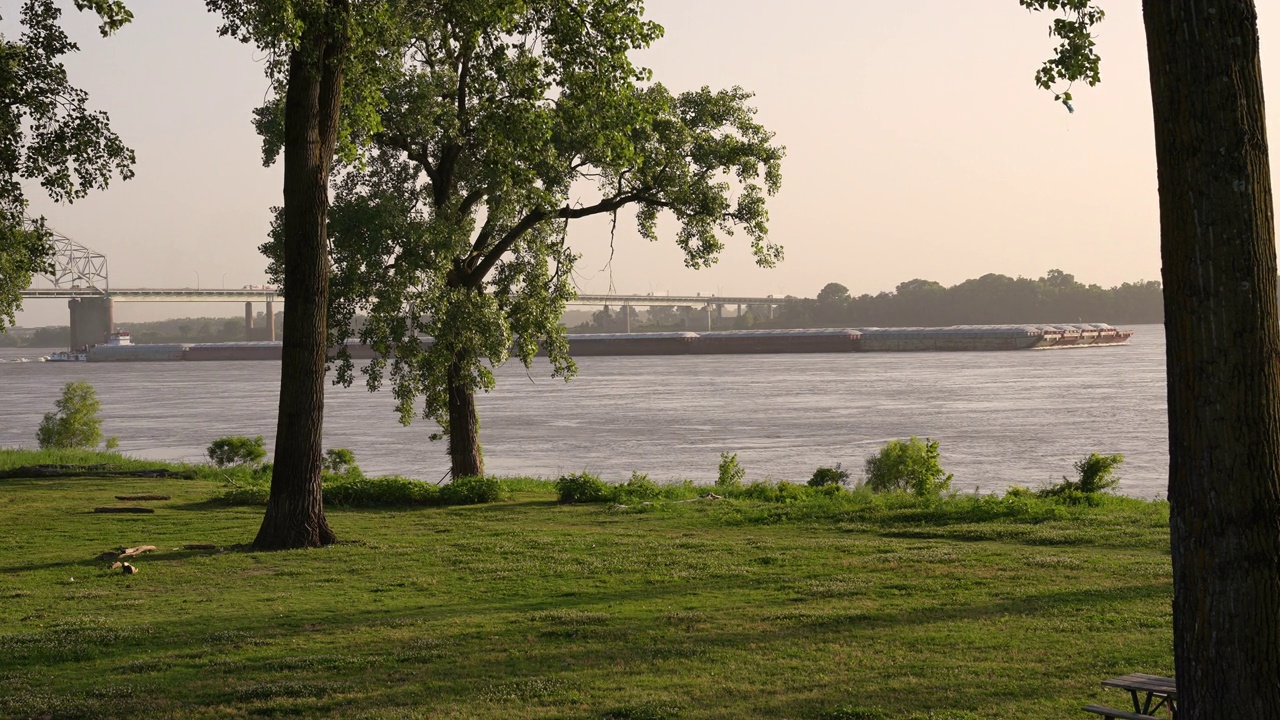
[1083, 673, 1176, 719]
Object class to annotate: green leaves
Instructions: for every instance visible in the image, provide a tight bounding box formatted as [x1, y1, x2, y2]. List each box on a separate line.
[0, 0, 136, 329]
[1019, 0, 1104, 110]
[324, 0, 783, 449]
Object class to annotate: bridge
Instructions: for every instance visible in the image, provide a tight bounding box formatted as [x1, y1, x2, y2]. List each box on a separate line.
[20, 227, 792, 348]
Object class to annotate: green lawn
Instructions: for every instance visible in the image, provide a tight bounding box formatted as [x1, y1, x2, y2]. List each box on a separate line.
[0, 466, 1172, 719]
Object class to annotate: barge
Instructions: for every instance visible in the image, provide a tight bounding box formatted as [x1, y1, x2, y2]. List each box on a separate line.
[82, 324, 1132, 362]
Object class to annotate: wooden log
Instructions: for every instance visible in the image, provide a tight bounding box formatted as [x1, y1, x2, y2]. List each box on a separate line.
[119, 545, 156, 557]
[114, 495, 170, 501]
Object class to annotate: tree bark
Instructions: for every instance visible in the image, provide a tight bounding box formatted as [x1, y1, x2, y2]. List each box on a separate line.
[447, 356, 484, 478]
[254, 3, 350, 551]
[1143, 1, 1280, 715]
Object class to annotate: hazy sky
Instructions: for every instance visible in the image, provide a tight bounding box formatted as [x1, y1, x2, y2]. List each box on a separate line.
[13, 0, 1280, 326]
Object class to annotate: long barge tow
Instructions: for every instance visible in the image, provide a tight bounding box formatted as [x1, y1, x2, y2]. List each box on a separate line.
[81, 323, 1132, 362]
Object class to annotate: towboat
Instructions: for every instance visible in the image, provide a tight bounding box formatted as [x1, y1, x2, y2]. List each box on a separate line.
[46, 350, 87, 362]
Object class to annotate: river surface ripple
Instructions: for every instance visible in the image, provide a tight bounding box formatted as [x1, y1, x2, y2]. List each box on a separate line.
[0, 324, 1169, 497]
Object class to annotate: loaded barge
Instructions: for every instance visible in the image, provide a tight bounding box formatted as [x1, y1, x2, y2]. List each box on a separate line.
[83, 324, 1131, 362]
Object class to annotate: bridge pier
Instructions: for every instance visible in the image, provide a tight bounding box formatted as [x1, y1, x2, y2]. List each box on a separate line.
[68, 297, 113, 350]
[244, 302, 255, 340]
[265, 300, 276, 341]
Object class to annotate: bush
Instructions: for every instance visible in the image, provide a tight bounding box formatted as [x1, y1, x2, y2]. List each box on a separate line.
[610, 472, 663, 503]
[1041, 453, 1124, 501]
[1075, 452, 1124, 493]
[325, 476, 438, 507]
[207, 436, 267, 468]
[717, 452, 746, 490]
[440, 475, 503, 505]
[864, 436, 953, 497]
[809, 463, 850, 488]
[323, 448, 358, 474]
[37, 381, 106, 450]
[555, 472, 609, 503]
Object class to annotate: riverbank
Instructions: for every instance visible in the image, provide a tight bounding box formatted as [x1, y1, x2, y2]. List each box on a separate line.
[1, 457, 1172, 719]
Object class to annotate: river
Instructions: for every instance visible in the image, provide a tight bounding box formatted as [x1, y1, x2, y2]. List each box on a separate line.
[0, 324, 1169, 497]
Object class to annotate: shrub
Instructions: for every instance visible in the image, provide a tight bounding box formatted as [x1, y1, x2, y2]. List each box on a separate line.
[207, 436, 267, 468]
[440, 475, 503, 505]
[555, 472, 609, 504]
[323, 448, 358, 474]
[809, 463, 850, 487]
[37, 381, 106, 450]
[716, 452, 746, 490]
[1040, 453, 1124, 501]
[610, 472, 663, 503]
[1075, 452, 1124, 493]
[325, 476, 438, 507]
[864, 436, 953, 497]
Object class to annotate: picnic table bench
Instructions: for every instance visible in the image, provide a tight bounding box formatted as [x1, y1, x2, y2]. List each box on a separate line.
[1084, 673, 1176, 720]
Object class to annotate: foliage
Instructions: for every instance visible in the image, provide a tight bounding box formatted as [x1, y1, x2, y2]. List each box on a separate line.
[809, 464, 850, 488]
[36, 381, 105, 450]
[311, 0, 783, 477]
[0, 0, 136, 329]
[1019, 0, 1105, 110]
[323, 475, 438, 507]
[864, 437, 953, 498]
[1040, 452, 1124, 502]
[554, 472, 609, 504]
[716, 452, 746, 490]
[609, 472, 663, 503]
[323, 448, 358, 474]
[207, 436, 267, 468]
[782, 270, 1163, 328]
[439, 475, 503, 505]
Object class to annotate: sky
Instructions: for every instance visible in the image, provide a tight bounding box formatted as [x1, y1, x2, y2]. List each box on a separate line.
[12, 0, 1280, 326]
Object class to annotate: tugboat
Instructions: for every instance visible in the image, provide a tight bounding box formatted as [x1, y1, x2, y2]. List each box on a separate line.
[47, 331, 130, 362]
[105, 330, 133, 346]
[46, 349, 88, 362]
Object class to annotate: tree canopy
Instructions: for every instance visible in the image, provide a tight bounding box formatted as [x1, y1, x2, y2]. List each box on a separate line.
[0, 0, 136, 329]
[312, 0, 784, 477]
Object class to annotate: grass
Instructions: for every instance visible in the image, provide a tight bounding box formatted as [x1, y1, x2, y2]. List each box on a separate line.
[0, 450, 1173, 719]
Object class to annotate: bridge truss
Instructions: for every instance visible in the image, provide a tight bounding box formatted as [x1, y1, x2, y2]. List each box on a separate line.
[33, 222, 109, 292]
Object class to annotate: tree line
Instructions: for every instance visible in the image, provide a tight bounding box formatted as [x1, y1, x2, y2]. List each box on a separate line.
[782, 270, 1164, 328]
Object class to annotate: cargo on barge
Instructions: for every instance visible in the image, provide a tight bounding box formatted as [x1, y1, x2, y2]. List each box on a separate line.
[83, 323, 1132, 361]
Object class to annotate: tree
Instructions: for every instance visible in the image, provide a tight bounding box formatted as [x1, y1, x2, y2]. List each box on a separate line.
[0, 0, 136, 329]
[207, 435, 267, 467]
[37, 380, 106, 449]
[321, 0, 783, 479]
[1024, 1, 1280, 714]
[206, 0, 403, 549]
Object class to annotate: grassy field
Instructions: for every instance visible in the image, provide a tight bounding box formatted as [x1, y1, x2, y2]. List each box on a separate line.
[0, 456, 1173, 719]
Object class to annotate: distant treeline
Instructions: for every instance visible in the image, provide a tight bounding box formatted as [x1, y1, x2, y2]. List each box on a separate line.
[780, 270, 1164, 328]
[1, 313, 283, 348]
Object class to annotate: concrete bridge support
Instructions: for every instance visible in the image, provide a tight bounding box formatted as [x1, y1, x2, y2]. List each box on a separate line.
[244, 302, 255, 340]
[265, 300, 276, 341]
[68, 297, 113, 350]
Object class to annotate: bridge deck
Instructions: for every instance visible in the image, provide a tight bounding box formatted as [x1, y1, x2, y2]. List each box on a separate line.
[21, 288, 789, 306]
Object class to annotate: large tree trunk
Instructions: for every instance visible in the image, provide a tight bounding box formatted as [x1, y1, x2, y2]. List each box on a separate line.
[254, 4, 349, 551]
[1143, 1, 1280, 715]
[447, 356, 484, 478]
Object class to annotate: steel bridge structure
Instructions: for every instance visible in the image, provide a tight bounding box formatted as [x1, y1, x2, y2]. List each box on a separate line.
[20, 229, 793, 346]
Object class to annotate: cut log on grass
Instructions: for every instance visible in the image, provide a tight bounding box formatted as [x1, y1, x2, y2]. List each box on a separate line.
[93, 507, 155, 514]
[120, 545, 157, 557]
[115, 495, 170, 501]
[121, 562, 138, 575]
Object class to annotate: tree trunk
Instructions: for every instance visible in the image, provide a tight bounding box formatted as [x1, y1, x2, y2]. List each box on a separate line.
[1143, 1, 1280, 715]
[254, 3, 350, 551]
[447, 356, 484, 478]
